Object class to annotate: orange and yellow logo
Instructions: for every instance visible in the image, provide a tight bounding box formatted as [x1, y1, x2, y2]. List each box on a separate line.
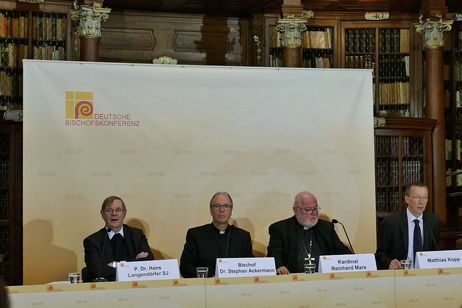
[65, 91, 94, 119]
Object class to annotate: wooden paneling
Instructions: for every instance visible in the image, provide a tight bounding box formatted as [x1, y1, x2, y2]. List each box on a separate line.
[100, 12, 246, 65]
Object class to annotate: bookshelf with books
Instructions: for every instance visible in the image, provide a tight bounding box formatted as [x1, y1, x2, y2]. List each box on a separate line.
[374, 117, 434, 224]
[302, 25, 335, 68]
[0, 119, 21, 286]
[0, 6, 68, 111]
[0, 1, 71, 285]
[268, 21, 282, 67]
[444, 23, 462, 230]
[341, 22, 418, 117]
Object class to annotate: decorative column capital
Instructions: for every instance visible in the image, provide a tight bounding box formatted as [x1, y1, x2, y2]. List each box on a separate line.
[275, 17, 309, 48]
[414, 14, 453, 50]
[70, 2, 111, 39]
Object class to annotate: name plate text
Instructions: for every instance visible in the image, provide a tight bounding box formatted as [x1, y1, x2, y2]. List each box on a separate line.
[216, 257, 276, 278]
[116, 259, 180, 281]
[319, 253, 377, 273]
[415, 250, 462, 269]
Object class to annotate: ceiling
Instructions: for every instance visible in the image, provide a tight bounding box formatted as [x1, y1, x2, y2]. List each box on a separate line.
[102, 0, 462, 16]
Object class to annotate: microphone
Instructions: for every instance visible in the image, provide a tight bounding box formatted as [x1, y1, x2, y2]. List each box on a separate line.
[332, 219, 355, 254]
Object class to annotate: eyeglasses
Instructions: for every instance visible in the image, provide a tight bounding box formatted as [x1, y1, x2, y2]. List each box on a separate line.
[408, 195, 428, 201]
[210, 204, 233, 210]
[295, 206, 320, 214]
[104, 208, 125, 214]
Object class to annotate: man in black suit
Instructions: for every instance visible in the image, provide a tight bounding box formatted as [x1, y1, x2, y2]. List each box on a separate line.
[376, 182, 440, 269]
[180, 192, 254, 278]
[267, 191, 351, 275]
[83, 196, 154, 281]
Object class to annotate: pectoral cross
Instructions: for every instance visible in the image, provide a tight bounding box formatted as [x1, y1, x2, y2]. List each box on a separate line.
[304, 254, 315, 266]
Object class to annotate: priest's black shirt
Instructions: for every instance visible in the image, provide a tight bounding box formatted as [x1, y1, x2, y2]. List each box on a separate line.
[180, 223, 254, 278]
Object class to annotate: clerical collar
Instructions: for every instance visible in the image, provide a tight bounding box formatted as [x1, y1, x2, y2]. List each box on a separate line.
[106, 226, 124, 240]
[211, 223, 231, 234]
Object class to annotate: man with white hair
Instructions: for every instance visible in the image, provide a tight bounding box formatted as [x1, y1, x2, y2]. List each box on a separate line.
[267, 191, 351, 274]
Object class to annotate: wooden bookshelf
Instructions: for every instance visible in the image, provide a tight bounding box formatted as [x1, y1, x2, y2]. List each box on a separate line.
[341, 22, 418, 117]
[444, 22, 462, 232]
[0, 0, 71, 286]
[0, 118, 21, 286]
[374, 117, 435, 227]
[0, 8, 68, 110]
[302, 25, 334, 68]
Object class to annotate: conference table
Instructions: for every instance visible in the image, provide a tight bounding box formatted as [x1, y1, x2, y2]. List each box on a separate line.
[7, 268, 462, 308]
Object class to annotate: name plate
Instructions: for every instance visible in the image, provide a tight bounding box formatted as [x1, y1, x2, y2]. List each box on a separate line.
[116, 259, 180, 281]
[319, 254, 377, 273]
[215, 257, 276, 278]
[415, 250, 462, 269]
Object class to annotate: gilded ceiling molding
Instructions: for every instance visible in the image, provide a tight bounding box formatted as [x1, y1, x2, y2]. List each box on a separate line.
[415, 14, 453, 50]
[70, 2, 111, 39]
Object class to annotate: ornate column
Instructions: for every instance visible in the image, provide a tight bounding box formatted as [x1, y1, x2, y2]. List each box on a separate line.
[275, 17, 308, 67]
[70, 2, 111, 61]
[415, 15, 452, 224]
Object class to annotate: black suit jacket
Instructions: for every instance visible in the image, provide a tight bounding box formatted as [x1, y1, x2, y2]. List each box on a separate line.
[180, 223, 254, 278]
[375, 211, 440, 269]
[267, 216, 351, 273]
[83, 224, 154, 281]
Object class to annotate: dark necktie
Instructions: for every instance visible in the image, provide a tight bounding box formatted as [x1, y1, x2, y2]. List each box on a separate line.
[413, 219, 423, 262]
[111, 233, 124, 261]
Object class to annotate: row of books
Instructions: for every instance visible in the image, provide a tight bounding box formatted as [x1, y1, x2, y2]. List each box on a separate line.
[345, 55, 374, 69]
[376, 136, 421, 156]
[0, 194, 8, 220]
[0, 160, 9, 187]
[345, 28, 409, 54]
[379, 55, 409, 77]
[379, 28, 410, 53]
[376, 160, 423, 186]
[33, 45, 66, 61]
[0, 12, 28, 39]
[302, 28, 333, 49]
[446, 139, 462, 160]
[345, 28, 376, 53]
[0, 72, 21, 97]
[33, 15, 66, 42]
[446, 168, 462, 186]
[457, 32, 462, 51]
[376, 191, 400, 213]
[453, 63, 462, 81]
[376, 160, 399, 186]
[378, 81, 410, 105]
[0, 43, 28, 68]
[304, 56, 332, 68]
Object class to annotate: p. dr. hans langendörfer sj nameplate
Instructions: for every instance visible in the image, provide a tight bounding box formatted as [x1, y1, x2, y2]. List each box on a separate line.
[415, 250, 462, 269]
[318, 254, 377, 273]
[116, 259, 180, 281]
[215, 257, 276, 278]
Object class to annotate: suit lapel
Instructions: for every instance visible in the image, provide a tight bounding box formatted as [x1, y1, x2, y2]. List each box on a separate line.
[101, 228, 113, 261]
[422, 213, 434, 250]
[399, 212, 409, 254]
[123, 225, 135, 259]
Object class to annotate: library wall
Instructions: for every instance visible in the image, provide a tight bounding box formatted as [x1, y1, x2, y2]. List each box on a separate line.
[99, 12, 248, 65]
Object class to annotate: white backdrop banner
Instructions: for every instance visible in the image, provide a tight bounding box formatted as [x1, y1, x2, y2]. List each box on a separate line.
[23, 61, 376, 284]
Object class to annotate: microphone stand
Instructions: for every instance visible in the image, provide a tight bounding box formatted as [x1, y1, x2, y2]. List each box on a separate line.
[332, 219, 355, 254]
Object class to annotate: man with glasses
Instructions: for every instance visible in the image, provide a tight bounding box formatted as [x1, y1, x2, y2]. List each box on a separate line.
[180, 192, 254, 278]
[267, 191, 351, 275]
[375, 182, 440, 269]
[83, 196, 154, 281]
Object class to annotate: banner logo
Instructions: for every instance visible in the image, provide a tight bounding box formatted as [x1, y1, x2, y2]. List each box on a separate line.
[64, 91, 141, 127]
[65, 91, 93, 119]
